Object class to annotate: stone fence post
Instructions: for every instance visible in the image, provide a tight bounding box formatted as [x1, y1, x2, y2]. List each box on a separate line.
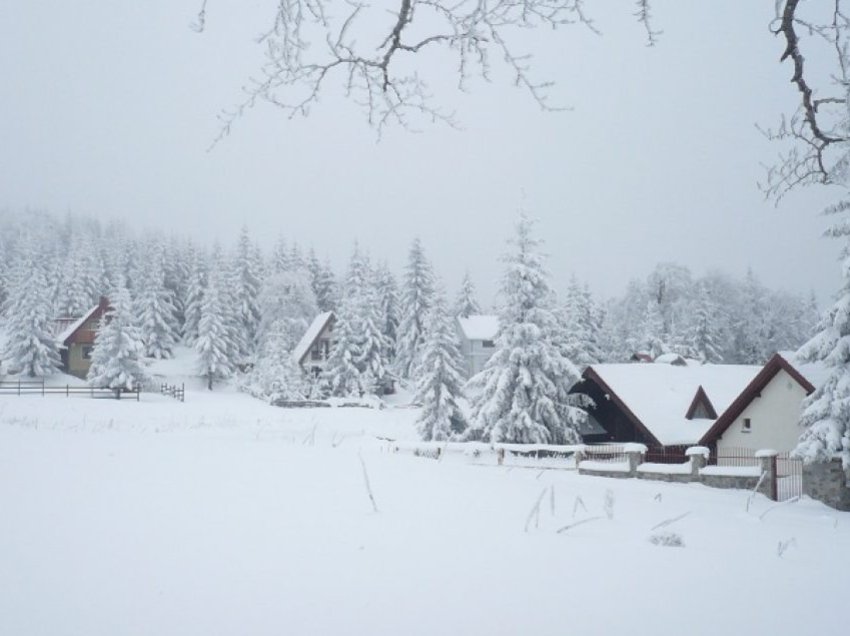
[623, 443, 647, 476]
[686, 446, 710, 480]
[755, 449, 779, 501]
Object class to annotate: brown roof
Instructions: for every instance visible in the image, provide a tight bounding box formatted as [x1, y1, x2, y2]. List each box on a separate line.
[581, 366, 663, 447]
[699, 353, 816, 446]
[61, 296, 110, 347]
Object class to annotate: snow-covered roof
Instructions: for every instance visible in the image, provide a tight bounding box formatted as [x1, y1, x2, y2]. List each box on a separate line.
[587, 363, 762, 446]
[457, 315, 499, 341]
[55, 304, 100, 345]
[292, 311, 334, 364]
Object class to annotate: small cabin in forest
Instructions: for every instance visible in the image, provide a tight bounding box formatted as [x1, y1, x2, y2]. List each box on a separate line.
[292, 311, 336, 377]
[55, 296, 110, 378]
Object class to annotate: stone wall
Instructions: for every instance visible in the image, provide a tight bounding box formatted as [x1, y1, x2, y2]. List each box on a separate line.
[578, 447, 776, 500]
[803, 459, 850, 511]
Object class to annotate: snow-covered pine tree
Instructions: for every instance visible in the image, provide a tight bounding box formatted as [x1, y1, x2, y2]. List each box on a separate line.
[794, 199, 850, 474]
[87, 283, 147, 390]
[375, 262, 399, 364]
[195, 267, 234, 390]
[182, 243, 207, 345]
[453, 271, 481, 318]
[323, 298, 364, 396]
[230, 227, 262, 356]
[641, 299, 668, 360]
[255, 270, 318, 353]
[134, 250, 180, 359]
[395, 237, 435, 380]
[1, 244, 61, 377]
[270, 235, 290, 274]
[242, 318, 307, 403]
[413, 284, 467, 440]
[560, 276, 603, 367]
[356, 279, 392, 395]
[684, 283, 723, 363]
[314, 258, 339, 312]
[466, 213, 587, 444]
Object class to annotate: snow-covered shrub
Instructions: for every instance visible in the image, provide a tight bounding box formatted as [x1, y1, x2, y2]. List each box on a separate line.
[649, 531, 685, 548]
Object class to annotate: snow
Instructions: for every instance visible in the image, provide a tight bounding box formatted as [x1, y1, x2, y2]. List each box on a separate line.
[637, 462, 692, 475]
[686, 446, 710, 458]
[1, 378, 849, 635]
[700, 465, 763, 477]
[778, 350, 830, 390]
[589, 363, 763, 446]
[292, 311, 333, 364]
[579, 460, 632, 472]
[623, 442, 648, 453]
[456, 314, 499, 341]
[755, 449, 779, 458]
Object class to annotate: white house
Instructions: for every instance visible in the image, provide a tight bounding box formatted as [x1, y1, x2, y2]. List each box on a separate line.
[292, 311, 335, 377]
[455, 314, 499, 378]
[699, 353, 820, 454]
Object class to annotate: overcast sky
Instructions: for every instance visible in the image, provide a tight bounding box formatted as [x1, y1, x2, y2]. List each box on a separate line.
[0, 1, 842, 306]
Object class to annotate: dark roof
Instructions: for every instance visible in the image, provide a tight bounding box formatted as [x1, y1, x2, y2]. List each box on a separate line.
[699, 353, 816, 446]
[581, 366, 663, 447]
[684, 385, 718, 420]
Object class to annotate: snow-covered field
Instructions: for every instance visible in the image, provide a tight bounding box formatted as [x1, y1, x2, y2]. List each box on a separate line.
[1, 385, 848, 635]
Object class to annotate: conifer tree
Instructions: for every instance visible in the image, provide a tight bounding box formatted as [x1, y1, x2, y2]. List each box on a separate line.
[195, 268, 234, 390]
[396, 237, 435, 379]
[1, 248, 61, 377]
[134, 252, 180, 359]
[794, 200, 850, 473]
[231, 227, 262, 355]
[466, 213, 586, 444]
[242, 319, 307, 403]
[314, 258, 339, 311]
[182, 243, 207, 345]
[414, 285, 467, 440]
[375, 262, 400, 363]
[453, 271, 481, 317]
[87, 284, 147, 390]
[685, 283, 723, 363]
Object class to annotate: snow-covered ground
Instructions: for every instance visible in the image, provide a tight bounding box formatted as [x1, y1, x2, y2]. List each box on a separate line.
[1, 382, 848, 635]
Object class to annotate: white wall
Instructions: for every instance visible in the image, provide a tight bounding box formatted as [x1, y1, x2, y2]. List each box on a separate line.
[715, 368, 808, 454]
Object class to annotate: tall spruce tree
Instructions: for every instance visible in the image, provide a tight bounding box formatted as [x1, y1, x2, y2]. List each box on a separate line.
[453, 271, 481, 318]
[195, 268, 234, 390]
[2, 246, 61, 377]
[395, 237, 435, 380]
[414, 285, 467, 440]
[87, 283, 147, 390]
[466, 213, 586, 444]
[134, 251, 180, 359]
[230, 227, 262, 356]
[794, 200, 850, 474]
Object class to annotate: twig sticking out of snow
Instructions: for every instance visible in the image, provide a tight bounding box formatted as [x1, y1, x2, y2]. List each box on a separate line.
[777, 537, 796, 558]
[650, 511, 691, 532]
[358, 454, 379, 514]
[557, 516, 605, 534]
[746, 471, 768, 513]
[653, 493, 662, 503]
[603, 489, 615, 521]
[524, 488, 548, 532]
[759, 496, 800, 521]
[572, 495, 587, 518]
[549, 485, 556, 516]
[302, 424, 317, 446]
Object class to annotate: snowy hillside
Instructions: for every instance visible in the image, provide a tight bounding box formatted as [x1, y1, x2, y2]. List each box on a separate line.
[0, 388, 848, 636]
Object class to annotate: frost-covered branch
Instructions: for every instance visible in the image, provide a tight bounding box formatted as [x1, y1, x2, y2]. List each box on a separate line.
[198, 0, 660, 140]
[762, 0, 850, 200]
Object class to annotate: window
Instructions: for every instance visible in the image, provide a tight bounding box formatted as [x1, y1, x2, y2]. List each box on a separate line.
[311, 343, 322, 360]
[481, 340, 495, 348]
[742, 418, 752, 433]
[82, 346, 94, 360]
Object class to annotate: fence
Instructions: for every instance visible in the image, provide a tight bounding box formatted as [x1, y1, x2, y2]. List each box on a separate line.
[582, 444, 628, 464]
[0, 379, 139, 400]
[160, 383, 185, 402]
[711, 447, 803, 502]
[644, 445, 689, 464]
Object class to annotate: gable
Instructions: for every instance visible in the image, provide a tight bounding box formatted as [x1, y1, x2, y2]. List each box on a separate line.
[685, 386, 718, 420]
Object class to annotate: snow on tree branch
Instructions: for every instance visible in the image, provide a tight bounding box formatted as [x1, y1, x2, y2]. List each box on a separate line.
[762, 0, 850, 201]
[201, 0, 616, 143]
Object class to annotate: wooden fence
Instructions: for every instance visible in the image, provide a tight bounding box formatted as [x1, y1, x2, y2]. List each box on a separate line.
[0, 379, 139, 400]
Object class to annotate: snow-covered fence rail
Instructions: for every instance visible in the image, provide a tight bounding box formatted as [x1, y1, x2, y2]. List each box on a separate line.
[0, 380, 139, 400]
[389, 441, 585, 466]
